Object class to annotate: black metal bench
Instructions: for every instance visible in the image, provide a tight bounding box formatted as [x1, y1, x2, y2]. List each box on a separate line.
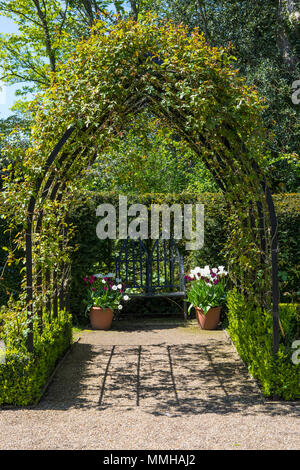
[115, 238, 187, 319]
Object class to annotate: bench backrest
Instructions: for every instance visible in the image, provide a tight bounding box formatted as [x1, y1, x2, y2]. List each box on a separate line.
[115, 238, 185, 294]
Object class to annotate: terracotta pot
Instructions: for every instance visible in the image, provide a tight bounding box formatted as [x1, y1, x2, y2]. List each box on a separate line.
[195, 306, 221, 330]
[89, 306, 114, 330]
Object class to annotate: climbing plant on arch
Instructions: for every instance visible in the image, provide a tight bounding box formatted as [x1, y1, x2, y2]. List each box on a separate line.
[3, 14, 279, 356]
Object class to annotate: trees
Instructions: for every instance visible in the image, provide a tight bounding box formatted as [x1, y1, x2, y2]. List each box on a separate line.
[138, 0, 300, 191]
[0, 1, 126, 94]
[277, 0, 300, 72]
[80, 111, 218, 194]
[0, 0, 299, 192]
[0, 0, 73, 92]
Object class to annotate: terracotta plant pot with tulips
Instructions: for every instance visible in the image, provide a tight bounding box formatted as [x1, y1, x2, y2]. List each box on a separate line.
[185, 266, 228, 330]
[84, 273, 129, 330]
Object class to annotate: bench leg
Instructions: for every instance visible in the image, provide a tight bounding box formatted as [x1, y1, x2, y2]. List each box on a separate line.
[183, 300, 188, 321]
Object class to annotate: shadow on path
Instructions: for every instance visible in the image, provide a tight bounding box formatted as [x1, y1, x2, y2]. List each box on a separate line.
[34, 341, 300, 419]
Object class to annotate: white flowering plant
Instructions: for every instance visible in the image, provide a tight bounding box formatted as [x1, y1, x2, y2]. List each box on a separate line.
[185, 265, 228, 315]
[83, 273, 129, 313]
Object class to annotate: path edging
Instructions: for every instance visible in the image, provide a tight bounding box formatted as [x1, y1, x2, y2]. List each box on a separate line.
[223, 329, 265, 402]
[33, 336, 81, 407]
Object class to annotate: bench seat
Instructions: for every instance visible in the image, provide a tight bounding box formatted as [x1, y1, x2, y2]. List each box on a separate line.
[128, 292, 186, 298]
[116, 238, 187, 319]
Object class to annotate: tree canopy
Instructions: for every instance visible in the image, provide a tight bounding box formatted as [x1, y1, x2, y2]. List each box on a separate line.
[0, 1, 299, 192]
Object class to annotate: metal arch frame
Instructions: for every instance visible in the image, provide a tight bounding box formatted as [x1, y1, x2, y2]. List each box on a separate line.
[25, 102, 125, 349]
[25, 126, 75, 351]
[24, 107, 280, 358]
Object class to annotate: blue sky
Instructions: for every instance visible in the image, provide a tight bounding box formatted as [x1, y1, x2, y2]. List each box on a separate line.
[0, 15, 21, 119]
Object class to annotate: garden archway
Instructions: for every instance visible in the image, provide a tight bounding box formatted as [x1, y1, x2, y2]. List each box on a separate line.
[15, 15, 279, 355]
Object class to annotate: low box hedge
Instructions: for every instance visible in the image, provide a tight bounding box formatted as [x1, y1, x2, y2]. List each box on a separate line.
[226, 289, 300, 400]
[0, 307, 72, 406]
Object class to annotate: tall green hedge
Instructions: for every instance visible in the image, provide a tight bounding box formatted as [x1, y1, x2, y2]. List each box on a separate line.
[68, 191, 300, 321]
[1, 192, 299, 321]
[0, 220, 21, 306]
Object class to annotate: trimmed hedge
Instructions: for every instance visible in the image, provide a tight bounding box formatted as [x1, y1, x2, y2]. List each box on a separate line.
[227, 289, 300, 400]
[68, 191, 300, 321]
[0, 308, 72, 406]
[68, 191, 226, 320]
[1, 192, 299, 320]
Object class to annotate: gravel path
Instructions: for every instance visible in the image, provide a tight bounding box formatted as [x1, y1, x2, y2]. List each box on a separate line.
[0, 325, 299, 450]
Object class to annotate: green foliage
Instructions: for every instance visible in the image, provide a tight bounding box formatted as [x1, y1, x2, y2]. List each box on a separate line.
[273, 194, 300, 302]
[226, 289, 300, 400]
[67, 191, 300, 322]
[0, 112, 31, 187]
[0, 219, 22, 306]
[0, 306, 72, 406]
[139, 0, 300, 192]
[80, 110, 218, 194]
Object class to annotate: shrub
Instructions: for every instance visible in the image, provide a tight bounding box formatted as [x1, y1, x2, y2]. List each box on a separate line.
[0, 305, 72, 406]
[226, 289, 300, 400]
[0, 220, 21, 306]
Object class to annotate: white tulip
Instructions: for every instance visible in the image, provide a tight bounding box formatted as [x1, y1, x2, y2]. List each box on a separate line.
[112, 285, 117, 290]
[118, 305, 123, 310]
[123, 295, 129, 301]
[218, 266, 228, 276]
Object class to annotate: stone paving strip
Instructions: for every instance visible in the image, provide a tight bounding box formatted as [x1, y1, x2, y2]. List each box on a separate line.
[40, 333, 264, 410]
[0, 326, 299, 450]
